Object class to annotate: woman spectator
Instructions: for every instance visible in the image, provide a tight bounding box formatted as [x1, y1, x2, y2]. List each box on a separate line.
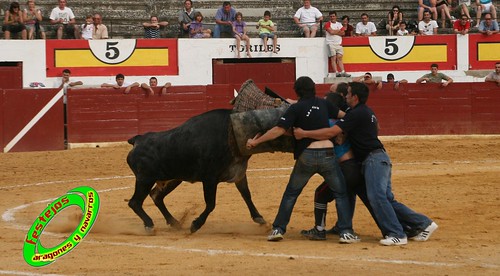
[386, 5, 404, 35]
[23, 0, 45, 39]
[341, 15, 354, 37]
[2, 1, 27, 39]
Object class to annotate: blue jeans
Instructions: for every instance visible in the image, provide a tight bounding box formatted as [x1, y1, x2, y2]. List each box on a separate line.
[272, 148, 353, 235]
[213, 24, 232, 38]
[362, 150, 432, 238]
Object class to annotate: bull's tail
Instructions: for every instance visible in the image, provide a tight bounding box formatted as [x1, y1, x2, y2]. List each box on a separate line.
[128, 135, 142, 145]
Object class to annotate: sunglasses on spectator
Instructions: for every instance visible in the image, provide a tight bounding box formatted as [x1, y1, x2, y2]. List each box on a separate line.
[393, 9, 399, 12]
[485, 18, 492, 20]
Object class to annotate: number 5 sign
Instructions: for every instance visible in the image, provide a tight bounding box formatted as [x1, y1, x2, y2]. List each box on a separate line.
[89, 40, 137, 64]
[368, 36, 416, 61]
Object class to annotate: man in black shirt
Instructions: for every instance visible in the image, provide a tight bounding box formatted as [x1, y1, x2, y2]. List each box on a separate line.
[246, 76, 359, 243]
[294, 82, 438, 246]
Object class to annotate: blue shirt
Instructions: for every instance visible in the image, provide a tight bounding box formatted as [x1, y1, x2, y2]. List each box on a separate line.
[215, 7, 236, 22]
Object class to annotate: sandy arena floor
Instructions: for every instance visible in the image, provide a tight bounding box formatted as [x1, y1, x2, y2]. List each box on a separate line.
[0, 136, 499, 275]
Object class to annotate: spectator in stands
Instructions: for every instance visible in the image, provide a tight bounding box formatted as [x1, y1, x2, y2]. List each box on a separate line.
[416, 63, 453, 86]
[101, 73, 140, 94]
[397, 21, 410, 35]
[452, 0, 477, 27]
[80, 15, 93, 40]
[325, 11, 350, 78]
[214, 1, 237, 38]
[341, 15, 354, 37]
[436, 0, 455, 28]
[232, 12, 251, 58]
[355, 13, 377, 36]
[54, 69, 82, 104]
[418, 0, 438, 22]
[419, 10, 439, 35]
[293, 0, 323, 38]
[353, 72, 383, 90]
[485, 62, 500, 86]
[143, 15, 168, 39]
[2, 1, 27, 39]
[178, 0, 197, 38]
[476, 0, 497, 24]
[23, 0, 45, 39]
[92, 13, 108, 39]
[453, 14, 471, 34]
[478, 12, 499, 34]
[386, 5, 404, 35]
[141, 77, 172, 95]
[382, 73, 408, 90]
[190, 12, 212, 38]
[49, 0, 79, 39]
[258, 10, 278, 53]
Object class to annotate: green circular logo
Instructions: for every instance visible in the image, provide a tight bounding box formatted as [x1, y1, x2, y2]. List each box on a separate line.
[23, 186, 100, 267]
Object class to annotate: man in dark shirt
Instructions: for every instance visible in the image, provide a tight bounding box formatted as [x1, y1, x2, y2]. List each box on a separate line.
[294, 82, 438, 246]
[246, 76, 359, 243]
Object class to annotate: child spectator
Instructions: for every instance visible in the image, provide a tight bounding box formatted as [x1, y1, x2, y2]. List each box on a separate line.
[23, 0, 45, 39]
[2, 1, 27, 39]
[190, 12, 212, 38]
[258, 11, 278, 54]
[232, 12, 251, 58]
[143, 15, 168, 39]
[397, 21, 410, 35]
[81, 15, 94, 40]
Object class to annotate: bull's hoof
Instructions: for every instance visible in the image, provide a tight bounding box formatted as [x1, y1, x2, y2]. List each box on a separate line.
[190, 220, 202, 233]
[145, 226, 155, 235]
[253, 216, 266, 225]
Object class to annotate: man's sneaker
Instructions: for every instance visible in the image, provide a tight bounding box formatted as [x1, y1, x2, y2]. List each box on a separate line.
[341, 72, 351, 77]
[379, 236, 408, 246]
[339, 232, 361, 244]
[411, 222, 438, 242]
[335, 72, 342, 77]
[300, 227, 326, 240]
[267, 228, 284, 242]
[325, 226, 340, 235]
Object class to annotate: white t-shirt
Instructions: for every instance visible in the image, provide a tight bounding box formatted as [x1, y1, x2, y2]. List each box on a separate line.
[54, 78, 70, 103]
[81, 23, 94, 40]
[418, 20, 438, 35]
[355, 22, 377, 35]
[397, 29, 409, 36]
[49, 7, 75, 24]
[294, 6, 323, 26]
[325, 21, 343, 44]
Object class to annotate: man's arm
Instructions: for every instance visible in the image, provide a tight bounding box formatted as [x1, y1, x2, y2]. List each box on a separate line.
[69, 81, 83, 87]
[416, 75, 428, 83]
[246, 126, 286, 149]
[442, 75, 453, 87]
[294, 125, 343, 141]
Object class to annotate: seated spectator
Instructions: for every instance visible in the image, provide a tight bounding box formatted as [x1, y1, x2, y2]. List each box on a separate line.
[353, 72, 383, 90]
[418, 0, 439, 22]
[355, 13, 377, 36]
[178, 0, 197, 38]
[382, 73, 408, 90]
[80, 14, 94, 40]
[23, 0, 45, 39]
[452, 0, 477, 27]
[485, 62, 500, 86]
[293, 0, 323, 38]
[190, 12, 212, 38]
[419, 10, 439, 35]
[436, 0, 455, 27]
[92, 13, 108, 39]
[397, 21, 410, 35]
[232, 12, 251, 58]
[49, 0, 79, 39]
[143, 15, 168, 39]
[101, 73, 140, 94]
[341, 15, 354, 37]
[214, 1, 237, 38]
[453, 14, 471, 34]
[478, 12, 499, 34]
[476, 0, 497, 24]
[387, 5, 404, 35]
[54, 69, 82, 104]
[141, 77, 172, 95]
[258, 10, 278, 53]
[2, 1, 27, 39]
[416, 63, 453, 86]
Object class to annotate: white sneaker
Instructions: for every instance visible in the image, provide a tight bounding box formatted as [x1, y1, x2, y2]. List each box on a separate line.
[267, 229, 284, 242]
[411, 222, 438, 241]
[339, 232, 361, 244]
[380, 236, 408, 246]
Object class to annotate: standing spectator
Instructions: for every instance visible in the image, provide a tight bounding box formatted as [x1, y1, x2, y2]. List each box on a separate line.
[416, 63, 453, 86]
[80, 14, 94, 40]
[143, 15, 168, 39]
[397, 21, 410, 35]
[49, 0, 79, 39]
[453, 14, 471, 34]
[386, 5, 404, 35]
[258, 10, 278, 53]
[355, 13, 377, 36]
[476, 0, 497, 23]
[294, 82, 439, 246]
[178, 0, 197, 38]
[418, 0, 438, 22]
[341, 15, 354, 37]
[54, 68, 83, 103]
[190, 12, 212, 38]
[246, 76, 359, 244]
[418, 10, 439, 35]
[382, 73, 408, 90]
[214, 1, 237, 38]
[293, 0, 323, 38]
[325, 11, 350, 78]
[2, 1, 27, 39]
[92, 13, 108, 39]
[232, 12, 251, 59]
[485, 62, 500, 86]
[101, 73, 140, 94]
[23, 0, 45, 39]
[141, 77, 172, 95]
[478, 12, 499, 34]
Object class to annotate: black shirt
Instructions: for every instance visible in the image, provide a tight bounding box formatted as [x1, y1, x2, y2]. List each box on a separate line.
[277, 96, 339, 159]
[336, 103, 384, 162]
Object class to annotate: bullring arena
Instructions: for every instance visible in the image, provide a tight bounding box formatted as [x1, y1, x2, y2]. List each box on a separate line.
[1, 135, 499, 275]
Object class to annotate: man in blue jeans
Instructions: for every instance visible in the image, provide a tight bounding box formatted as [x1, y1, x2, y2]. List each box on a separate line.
[246, 76, 359, 243]
[214, 1, 236, 38]
[294, 82, 438, 246]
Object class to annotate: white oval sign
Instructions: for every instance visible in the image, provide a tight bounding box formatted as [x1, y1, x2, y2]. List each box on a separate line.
[89, 39, 137, 64]
[368, 36, 416, 61]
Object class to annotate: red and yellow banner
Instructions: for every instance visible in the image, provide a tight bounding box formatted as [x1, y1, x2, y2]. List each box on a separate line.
[468, 35, 500, 70]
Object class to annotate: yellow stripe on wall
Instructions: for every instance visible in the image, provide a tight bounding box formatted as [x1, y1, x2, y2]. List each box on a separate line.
[478, 43, 500, 61]
[344, 45, 448, 63]
[55, 49, 169, 67]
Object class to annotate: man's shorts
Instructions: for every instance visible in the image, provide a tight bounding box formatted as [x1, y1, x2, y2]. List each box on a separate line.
[53, 23, 75, 36]
[2, 23, 26, 34]
[328, 44, 344, 57]
[259, 33, 276, 39]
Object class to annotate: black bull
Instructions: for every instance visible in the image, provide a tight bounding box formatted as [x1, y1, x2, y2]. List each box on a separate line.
[126, 105, 293, 233]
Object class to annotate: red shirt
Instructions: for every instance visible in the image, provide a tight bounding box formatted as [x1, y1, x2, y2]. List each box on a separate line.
[453, 20, 470, 31]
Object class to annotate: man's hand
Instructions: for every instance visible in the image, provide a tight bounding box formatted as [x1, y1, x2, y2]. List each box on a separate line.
[293, 127, 306, 140]
[246, 133, 261, 149]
